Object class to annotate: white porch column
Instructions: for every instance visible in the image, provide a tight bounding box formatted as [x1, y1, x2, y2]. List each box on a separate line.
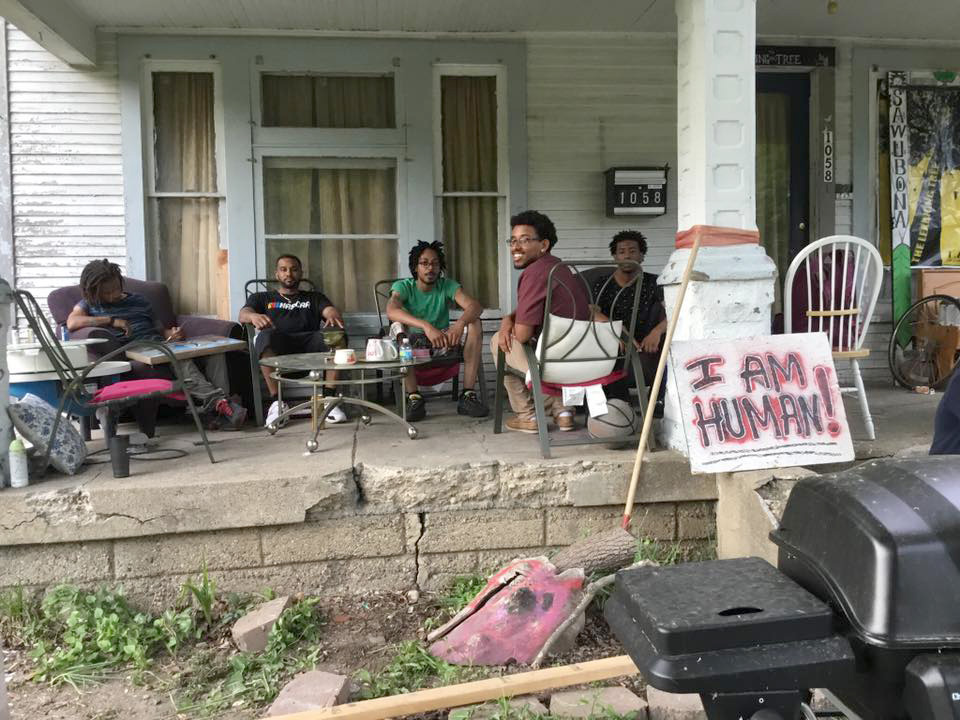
[659, 0, 777, 452]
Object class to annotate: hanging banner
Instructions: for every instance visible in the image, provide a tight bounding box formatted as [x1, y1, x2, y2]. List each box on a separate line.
[669, 334, 854, 474]
[888, 71, 912, 328]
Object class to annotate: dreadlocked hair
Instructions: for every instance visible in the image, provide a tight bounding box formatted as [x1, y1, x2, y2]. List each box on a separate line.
[408, 240, 446, 278]
[80, 259, 123, 305]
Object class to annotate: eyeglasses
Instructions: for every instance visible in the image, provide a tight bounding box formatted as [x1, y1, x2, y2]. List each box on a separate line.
[418, 260, 441, 268]
[505, 236, 542, 247]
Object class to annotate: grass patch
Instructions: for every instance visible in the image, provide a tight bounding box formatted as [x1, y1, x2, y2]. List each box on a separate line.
[437, 574, 487, 613]
[173, 597, 326, 715]
[0, 568, 324, 716]
[355, 640, 485, 699]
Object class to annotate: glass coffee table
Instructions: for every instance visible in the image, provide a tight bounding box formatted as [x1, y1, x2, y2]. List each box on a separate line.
[259, 352, 429, 452]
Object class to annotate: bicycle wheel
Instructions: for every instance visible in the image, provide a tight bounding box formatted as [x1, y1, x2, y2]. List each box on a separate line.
[888, 293, 960, 390]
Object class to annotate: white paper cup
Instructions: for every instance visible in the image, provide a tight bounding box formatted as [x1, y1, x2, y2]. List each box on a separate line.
[334, 348, 357, 364]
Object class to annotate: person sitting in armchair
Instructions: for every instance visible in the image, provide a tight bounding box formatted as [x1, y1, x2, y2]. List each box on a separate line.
[238, 254, 348, 427]
[386, 240, 488, 420]
[66, 259, 247, 429]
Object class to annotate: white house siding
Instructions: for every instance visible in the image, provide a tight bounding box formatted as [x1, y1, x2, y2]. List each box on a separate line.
[526, 35, 679, 272]
[7, 26, 124, 318]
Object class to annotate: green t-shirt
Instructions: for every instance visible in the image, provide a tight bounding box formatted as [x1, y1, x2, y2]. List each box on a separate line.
[390, 277, 461, 331]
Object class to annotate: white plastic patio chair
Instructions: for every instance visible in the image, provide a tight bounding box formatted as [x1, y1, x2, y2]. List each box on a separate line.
[784, 235, 884, 440]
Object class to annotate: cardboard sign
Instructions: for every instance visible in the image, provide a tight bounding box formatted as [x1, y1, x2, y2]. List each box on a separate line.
[669, 334, 854, 473]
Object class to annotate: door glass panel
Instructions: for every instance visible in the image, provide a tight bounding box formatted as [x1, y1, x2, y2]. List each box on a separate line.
[265, 238, 395, 313]
[263, 161, 396, 235]
[756, 91, 792, 283]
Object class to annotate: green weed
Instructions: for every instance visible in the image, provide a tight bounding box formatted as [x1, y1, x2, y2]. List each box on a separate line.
[174, 597, 326, 715]
[634, 537, 683, 566]
[354, 640, 477, 699]
[437, 574, 487, 613]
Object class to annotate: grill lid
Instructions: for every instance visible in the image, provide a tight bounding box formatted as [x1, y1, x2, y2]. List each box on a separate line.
[772, 456, 960, 648]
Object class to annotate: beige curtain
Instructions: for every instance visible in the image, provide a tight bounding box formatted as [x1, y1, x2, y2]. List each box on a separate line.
[152, 72, 219, 315]
[261, 75, 395, 128]
[264, 166, 396, 313]
[441, 76, 499, 308]
[756, 92, 791, 312]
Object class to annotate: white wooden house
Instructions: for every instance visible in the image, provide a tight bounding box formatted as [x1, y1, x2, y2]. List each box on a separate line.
[1, 0, 960, 380]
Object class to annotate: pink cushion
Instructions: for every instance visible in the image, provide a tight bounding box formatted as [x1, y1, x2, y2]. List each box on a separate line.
[415, 363, 460, 387]
[93, 378, 185, 403]
[532, 369, 627, 398]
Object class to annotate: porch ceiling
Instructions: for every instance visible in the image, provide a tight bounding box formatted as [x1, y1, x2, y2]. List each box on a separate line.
[26, 0, 960, 41]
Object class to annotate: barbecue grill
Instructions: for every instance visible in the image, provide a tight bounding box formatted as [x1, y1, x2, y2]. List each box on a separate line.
[605, 457, 960, 720]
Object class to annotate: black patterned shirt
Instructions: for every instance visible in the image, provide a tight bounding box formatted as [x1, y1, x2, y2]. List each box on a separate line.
[592, 271, 665, 342]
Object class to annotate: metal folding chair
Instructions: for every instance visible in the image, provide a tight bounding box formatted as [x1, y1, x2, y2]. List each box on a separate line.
[242, 278, 317, 426]
[492, 260, 652, 459]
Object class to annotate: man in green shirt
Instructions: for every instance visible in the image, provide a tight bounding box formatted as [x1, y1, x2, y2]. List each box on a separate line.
[387, 240, 488, 420]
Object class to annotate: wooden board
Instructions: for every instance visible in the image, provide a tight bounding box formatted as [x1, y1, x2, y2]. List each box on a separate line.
[124, 335, 245, 365]
[668, 333, 855, 473]
[269, 655, 639, 720]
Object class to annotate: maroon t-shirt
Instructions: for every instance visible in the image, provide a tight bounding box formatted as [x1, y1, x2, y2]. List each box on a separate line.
[515, 254, 590, 334]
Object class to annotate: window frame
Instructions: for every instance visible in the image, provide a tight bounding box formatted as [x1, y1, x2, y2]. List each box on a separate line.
[432, 63, 510, 313]
[140, 59, 227, 281]
[251, 146, 408, 319]
[252, 63, 404, 149]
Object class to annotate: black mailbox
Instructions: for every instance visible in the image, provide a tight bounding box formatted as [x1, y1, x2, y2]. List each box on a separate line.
[604, 166, 668, 218]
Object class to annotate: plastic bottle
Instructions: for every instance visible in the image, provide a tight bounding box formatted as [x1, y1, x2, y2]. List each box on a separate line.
[400, 337, 413, 363]
[9, 438, 28, 489]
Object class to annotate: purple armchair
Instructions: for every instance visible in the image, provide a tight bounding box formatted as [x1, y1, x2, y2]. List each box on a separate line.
[47, 278, 241, 367]
[47, 278, 243, 435]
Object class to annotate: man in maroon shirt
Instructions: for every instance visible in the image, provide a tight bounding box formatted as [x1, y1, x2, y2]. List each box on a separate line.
[492, 210, 590, 433]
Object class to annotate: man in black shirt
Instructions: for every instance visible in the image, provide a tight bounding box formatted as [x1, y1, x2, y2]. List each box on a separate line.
[593, 230, 667, 415]
[239, 254, 347, 425]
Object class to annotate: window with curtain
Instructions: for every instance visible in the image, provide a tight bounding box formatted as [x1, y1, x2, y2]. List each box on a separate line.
[148, 71, 221, 316]
[261, 74, 395, 128]
[439, 75, 500, 309]
[263, 159, 397, 313]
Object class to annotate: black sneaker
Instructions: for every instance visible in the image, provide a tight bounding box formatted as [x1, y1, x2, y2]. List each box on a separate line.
[457, 389, 489, 418]
[654, 399, 665, 419]
[405, 393, 426, 421]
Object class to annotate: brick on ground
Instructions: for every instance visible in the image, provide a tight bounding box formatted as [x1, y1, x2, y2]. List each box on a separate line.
[645, 686, 705, 720]
[266, 670, 350, 716]
[449, 696, 549, 720]
[550, 686, 647, 718]
[231, 596, 292, 653]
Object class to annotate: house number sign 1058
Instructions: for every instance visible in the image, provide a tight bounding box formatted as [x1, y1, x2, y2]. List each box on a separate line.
[604, 166, 669, 217]
[823, 129, 834, 183]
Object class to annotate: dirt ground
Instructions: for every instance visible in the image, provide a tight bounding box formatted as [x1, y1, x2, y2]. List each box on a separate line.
[3, 591, 640, 720]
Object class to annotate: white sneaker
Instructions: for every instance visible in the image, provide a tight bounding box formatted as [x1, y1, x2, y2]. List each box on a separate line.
[265, 399, 289, 428]
[326, 404, 348, 424]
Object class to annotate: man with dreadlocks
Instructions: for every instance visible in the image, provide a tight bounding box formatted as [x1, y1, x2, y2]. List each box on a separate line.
[386, 240, 488, 420]
[67, 259, 247, 429]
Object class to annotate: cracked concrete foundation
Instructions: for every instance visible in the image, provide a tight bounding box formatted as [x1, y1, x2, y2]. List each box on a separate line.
[0, 411, 719, 608]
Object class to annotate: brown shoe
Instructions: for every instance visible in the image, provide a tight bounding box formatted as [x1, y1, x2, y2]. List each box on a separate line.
[555, 413, 575, 432]
[506, 415, 539, 433]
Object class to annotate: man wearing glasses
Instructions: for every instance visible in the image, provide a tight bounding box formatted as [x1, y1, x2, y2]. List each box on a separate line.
[387, 240, 489, 420]
[493, 210, 591, 433]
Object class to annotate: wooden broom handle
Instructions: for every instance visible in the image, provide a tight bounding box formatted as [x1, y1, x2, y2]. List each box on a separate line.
[621, 232, 703, 529]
